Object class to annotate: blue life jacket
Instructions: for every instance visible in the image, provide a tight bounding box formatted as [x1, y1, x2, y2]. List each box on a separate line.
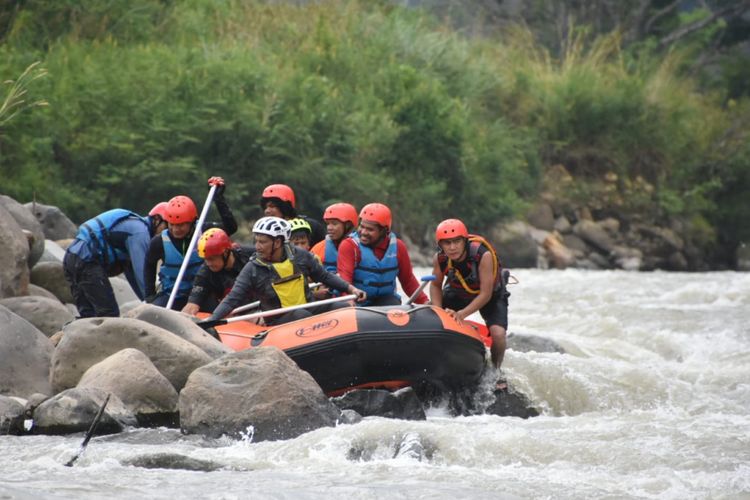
[158, 229, 203, 298]
[76, 209, 147, 266]
[352, 233, 399, 301]
[322, 236, 339, 273]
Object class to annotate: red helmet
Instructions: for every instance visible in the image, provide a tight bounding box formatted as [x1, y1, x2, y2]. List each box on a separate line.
[197, 228, 233, 258]
[165, 195, 197, 224]
[148, 202, 169, 219]
[359, 203, 392, 229]
[262, 184, 296, 208]
[324, 203, 358, 227]
[436, 218, 469, 242]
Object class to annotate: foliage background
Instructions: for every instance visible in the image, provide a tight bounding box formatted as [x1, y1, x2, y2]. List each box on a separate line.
[1, 0, 748, 263]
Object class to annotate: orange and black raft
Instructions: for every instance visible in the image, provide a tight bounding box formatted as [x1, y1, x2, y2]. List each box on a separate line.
[209, 305, 490, 396]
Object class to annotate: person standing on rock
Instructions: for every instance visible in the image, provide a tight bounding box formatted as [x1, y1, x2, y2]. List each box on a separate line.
[429, 218, 509, 368]
[260, 184, 326, 246]
[205, 216, 366, 326]
[62, 203, 170, 318]
[337, 203, 428, 306]
[144, 177, 238, 310]
[181, 228, 254, 315]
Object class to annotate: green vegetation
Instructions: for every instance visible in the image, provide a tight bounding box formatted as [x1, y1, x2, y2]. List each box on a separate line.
[0, 0, 748, 259]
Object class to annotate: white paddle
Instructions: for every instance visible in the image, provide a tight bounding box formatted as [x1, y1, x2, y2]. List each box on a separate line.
[166, 185, 217, 309]
[198, 293, 357, 329]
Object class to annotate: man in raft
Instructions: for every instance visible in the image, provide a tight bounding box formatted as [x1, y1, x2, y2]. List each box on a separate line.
[337, 202, 428, 306]
[144, 177, 238, 310]
[260, 183, 326, 246]
[205, 216, 367, 326]
[429, 218, 509, 368]
[181, 228, 255, 315]
[62, 202, 169, 317]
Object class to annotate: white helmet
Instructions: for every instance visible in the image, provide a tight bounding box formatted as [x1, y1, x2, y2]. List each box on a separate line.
[252, 216, 291, 241]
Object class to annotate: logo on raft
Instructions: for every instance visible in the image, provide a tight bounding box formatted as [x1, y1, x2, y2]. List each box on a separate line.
[295, 318, 340, 337]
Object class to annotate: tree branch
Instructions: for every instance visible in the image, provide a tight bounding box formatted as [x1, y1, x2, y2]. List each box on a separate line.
[658, 1, 750, 49]
[644, 0, 682, 36]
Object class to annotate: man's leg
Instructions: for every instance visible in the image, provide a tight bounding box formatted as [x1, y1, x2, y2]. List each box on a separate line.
[76, 261, 120, 317]
[63, 252, 96, 318]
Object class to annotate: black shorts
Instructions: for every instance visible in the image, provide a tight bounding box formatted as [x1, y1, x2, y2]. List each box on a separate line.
[442, 287, 508, 329]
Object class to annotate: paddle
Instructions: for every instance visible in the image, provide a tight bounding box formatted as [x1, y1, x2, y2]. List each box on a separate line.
[198, 293, 357, 329]
[405, 275, 435, 305]
[166, 185, 217, 310]
[229, 283, 322, 315]
[64, 393, 110, 467]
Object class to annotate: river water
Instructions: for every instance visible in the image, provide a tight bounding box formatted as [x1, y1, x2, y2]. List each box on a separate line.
[2, 269, 749, 499]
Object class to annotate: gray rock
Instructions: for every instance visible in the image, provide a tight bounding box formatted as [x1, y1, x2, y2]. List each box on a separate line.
[0, 395, 25, 435]
[542, 234, 576, 269]
[489, 220, 539, 268]
[32, 387, 137, 435]
[507, 333, 565, 354]
[38, 239, 67, 264]
[599, 217, 620, 235]
[573, 220, 616, 254]
[553, 215, 572, 234]
[633, 224, 684, 252]
[124, 453, 225, 472]
[109, 277, 139, 308]
[23, 202, 78, 241]
[30, 261, 73, 304]
[587, 251, 612, 269]
[27, 284, 60, 301]
[610, 245, 643, 271]
[124, 304, 231, 358]
[77, 348, 179, 427]
[0, 204, 31, 298]
[486, 387, 539, 419]
[338, 409, 363, 425]
[0, 195, 45, 268]
[0, 295, 74, 337]
[50, 317, 212, 393]
[667, 251, 689, 271]
[0, 305, 53, 398]
[562, 233, 589, 254]
[526, 203, 555, 231]
[179, 347, 340, 441]
[331, 388, 426, 420]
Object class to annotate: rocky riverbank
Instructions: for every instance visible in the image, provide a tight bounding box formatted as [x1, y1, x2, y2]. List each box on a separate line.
[0, 194, 543, 442]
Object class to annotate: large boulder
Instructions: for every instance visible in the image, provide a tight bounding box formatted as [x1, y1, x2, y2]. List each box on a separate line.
[24, 202, 78, 241]
[526, 202, 555, 231]
[573, 220, 616, 255]
[124, 304, 231, 358]
[179, 347, 340, 441]
[0, 296, 74, 337]
[489, 221, 539, 268]
[30, 261, 73, 304]
[77, 349, 179, 427]
[0, 395, 26, 435]
[109, 277, 139, 307]
[38, 239, 67, 264]
[0, 305, 53, 398]
[331, 388, 426, 420]
[0, 204, 30, 298]
[0, 195, 45, 268]
[542, 233, 576, 269]
[32, 387, 137, 435]
[27, 283, 60, 301]
[50, 317, 212, 393]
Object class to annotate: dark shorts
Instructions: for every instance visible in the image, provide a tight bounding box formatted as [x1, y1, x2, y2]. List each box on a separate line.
[442, 287, 508, 329]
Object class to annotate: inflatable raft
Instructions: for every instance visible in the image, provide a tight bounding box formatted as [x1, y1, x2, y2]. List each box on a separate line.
[210, 304, 490, 396]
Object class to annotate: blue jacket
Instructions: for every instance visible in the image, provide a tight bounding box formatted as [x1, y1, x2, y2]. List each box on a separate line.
[158, 229, 203, 299]
[352, 233, 399, 301]
[69, 209, 151, 298]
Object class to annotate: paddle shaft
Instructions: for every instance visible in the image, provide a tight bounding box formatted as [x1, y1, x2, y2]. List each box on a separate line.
[64, 393, 110, 467]
[202, 294, 357, 328]
[166, 185, 217, 309]
[230, 283, 322, 315]
[405, 275, 435, 305]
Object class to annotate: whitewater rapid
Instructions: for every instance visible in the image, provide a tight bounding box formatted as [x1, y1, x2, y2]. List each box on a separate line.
[1, 269, 748, 499]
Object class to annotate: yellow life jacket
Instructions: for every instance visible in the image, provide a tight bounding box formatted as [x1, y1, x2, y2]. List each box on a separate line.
[270, 258, 308, 308]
